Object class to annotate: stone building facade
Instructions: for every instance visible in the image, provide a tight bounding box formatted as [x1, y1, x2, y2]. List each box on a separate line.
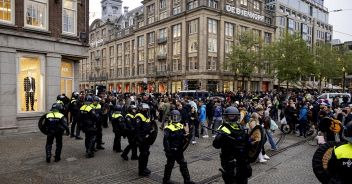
[0, 0, 89, 134]
[80, 0, 275, 94]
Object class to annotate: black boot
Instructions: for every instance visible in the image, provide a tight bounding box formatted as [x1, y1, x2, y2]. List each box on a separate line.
[163, 163, 174, 184]
[121, 154, 129, 161]
[180, 163, 195, 184]
[46, 144, 52, 163]
[139, 168, 151, 176]
[54, 144, 62, 162]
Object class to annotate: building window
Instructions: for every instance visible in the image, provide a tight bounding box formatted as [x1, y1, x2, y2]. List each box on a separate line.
[160, 0, 167, 9]
[225, 22, 234, 37]
[240, 0, 247, 6]
[225, 40, 233, 54]
[173, 24, 181, 38]
[148, 48, 155, 60]
[253, 0, 260, 11]
[25, 0, 48, 29]
[147, 4, 155, 15]
[173, 59, 181, 71]
[62, 0, 77, 34]
[17, 54, 45, 113]
[0, 0, 14, 23]
[61, 60, 74, 96]
[188, 19, 198, 34]
[207, 56, 217, 70]
[138, 35, 145, 47]
[147, 16, 154, 24]
[189, 56, 198, 70]
[173, 6, 181, 15]
[187, 0, 198, 10]
[208, 19, 217, 34]
[208, 37, 217, 52]
[188, 38, 198, 53]
[138, 51, 145, 61]
[159, 28, 167, 39]
[173, 41, 181, 56]
[264, 32, 272, 44]
[147, 32, 155, 44]
[208, 0, 218, 9]
[159, 11, 168, 20]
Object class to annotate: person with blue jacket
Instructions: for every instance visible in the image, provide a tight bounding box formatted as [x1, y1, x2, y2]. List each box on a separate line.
[298, 102, 309, 137]
[198, 100, 208, 138]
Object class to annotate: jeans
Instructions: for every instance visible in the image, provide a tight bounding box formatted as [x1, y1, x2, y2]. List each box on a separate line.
[213, 118, 222, 134]
[201, 121, 208, 136]
[265, 129, 277, 150]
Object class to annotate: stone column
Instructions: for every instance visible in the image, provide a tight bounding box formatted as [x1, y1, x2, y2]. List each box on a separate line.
[46, 53, 62, 111]
[74, 61, 80, 92]
[0, 48, 17, 132]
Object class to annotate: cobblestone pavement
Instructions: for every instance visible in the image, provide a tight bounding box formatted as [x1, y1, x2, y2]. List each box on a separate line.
[0, 125, 319, 184]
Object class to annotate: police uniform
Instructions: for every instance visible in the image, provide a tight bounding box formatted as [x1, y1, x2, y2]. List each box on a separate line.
[90, 102, 104, 149]
[163, 120, 194, 184]
[213, 107, 252, 184]
[135, 111, 153, 176]
[111, 112, 124, 152]
[69, 97, 82, 139]
[44, 109, 69, 163]
[121, 112, 138, 160]
[80, 104, 98, 158]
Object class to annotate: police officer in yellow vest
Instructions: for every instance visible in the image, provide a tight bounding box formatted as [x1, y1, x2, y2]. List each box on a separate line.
[44, 103, 70, 163]
[163, 110, 195, 184]
[213, 106, 252, 184]
[90, 96, 105, 150]
[135, 103, 153, 176]
[111, 105, 125, 153]
[121, 105, 139, 161]
[69, 91, 82, 139]
[80, 96, 98, 158]
[328, 121, 352, 184]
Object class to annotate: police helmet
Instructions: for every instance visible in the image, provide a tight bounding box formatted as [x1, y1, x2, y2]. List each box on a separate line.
[128, 105, 137, 114]
[72, 91, 79, 99]
[57, 94, 65, 101]
[138, 103, 150, 116]
[342, 121, 352, 143]
[114, 105, 122, 113]
[93, 96, 100, 102]
[51, 103, 63, 112]
[86, 95, 93, 103]
[223, 106, 240, 123]
[170, 110, 181, 122]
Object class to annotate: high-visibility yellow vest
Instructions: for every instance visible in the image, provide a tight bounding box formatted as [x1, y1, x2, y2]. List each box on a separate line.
[334, 143, 352, 159]
[135, 113, 150, 123]
[165, 122, 184, 131]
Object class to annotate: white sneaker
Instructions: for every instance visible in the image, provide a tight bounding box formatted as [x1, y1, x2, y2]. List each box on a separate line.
[191, 141, 197, 144]
[258, 153, 267, 163]
[259, 158, 267, 163]
[263, 154, 270, 160]
[212, 135, 216, 138]
[202, 135, 209, 138]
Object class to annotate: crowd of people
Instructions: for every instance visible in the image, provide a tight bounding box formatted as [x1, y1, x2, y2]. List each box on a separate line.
[40, 89, 352, 184]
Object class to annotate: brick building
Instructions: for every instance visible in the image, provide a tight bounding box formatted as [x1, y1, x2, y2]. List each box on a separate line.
[0, 0, 89, 134]
[80, 0, 275, 94]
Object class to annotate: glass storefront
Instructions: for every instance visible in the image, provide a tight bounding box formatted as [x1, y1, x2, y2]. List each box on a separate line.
[172, 81, 182, 93]
[17, 56, 44, 112]
[223, 81, 234, 92]
[60, 60, 74, 96]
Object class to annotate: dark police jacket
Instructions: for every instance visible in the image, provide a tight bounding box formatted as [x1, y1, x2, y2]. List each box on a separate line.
[79, 104, 98, 132]
[44, 112, 68, 135]
[328, 143, 352, 184]
[163, 121, 185, 153]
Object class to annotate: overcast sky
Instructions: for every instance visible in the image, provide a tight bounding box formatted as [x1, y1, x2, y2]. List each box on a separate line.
[89, 0, 352, 42]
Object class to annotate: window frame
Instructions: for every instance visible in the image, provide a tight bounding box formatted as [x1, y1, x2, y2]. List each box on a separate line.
[62, 0, 77, 35]
[0, 0, 15, 24]
[24, 0, 49, 30]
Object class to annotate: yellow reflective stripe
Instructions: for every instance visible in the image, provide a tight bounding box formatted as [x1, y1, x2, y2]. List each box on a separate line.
[71, 99, 77, 103]
[220, 126, 231, 134]
[126, 114, 134, 119]
[165, 123, 184, 131]
[112, 113, 123, 119]
[46, 112, 64, 119]
[80, 105, 92, 112]
[135, 113, 150, 123]
[334, 144, 352, 159]
[230, 124, 240, 130]
[56, 100, 64, 105]
[89, 104, 101, 109]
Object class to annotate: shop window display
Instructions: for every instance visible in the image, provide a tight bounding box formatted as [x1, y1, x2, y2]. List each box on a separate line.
[18, 56, 43, 112]
[60, 61, 74, 96]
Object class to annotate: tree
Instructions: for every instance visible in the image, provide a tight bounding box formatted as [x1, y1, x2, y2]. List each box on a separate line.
[226, 31, 263, 91]
[264, 32, 315, 89]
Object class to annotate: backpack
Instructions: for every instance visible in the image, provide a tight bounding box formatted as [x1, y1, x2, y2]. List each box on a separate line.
[329, 118, 342, 134]
[214, 106, 222, 118]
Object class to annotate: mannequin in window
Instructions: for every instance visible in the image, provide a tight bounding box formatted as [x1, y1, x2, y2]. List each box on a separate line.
[24, 71, 35, 111]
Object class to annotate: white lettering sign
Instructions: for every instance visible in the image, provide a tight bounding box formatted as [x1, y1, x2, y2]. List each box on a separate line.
[225, 5, 265, 22]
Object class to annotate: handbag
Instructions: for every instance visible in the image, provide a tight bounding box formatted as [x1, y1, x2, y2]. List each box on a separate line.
[270, 119, 278, 131]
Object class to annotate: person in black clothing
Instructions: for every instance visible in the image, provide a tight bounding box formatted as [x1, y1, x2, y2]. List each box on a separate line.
[43, 103, 70, 163]
[135, 103, 155, 176]
[163, 110, 195, 184]
[111, 105, 125, 153]
[121, 105, 138, 161]
[80, 96, 98, 158]
[69, 91, 82, 139]
[213, 106, 252, 184]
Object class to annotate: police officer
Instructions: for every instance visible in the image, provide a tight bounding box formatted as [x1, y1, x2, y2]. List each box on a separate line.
[328, 121, 352, 184]
[121, 105, 139, 161]
[90, 96, 105, 150]
[80, 96, 98, 158]
[213, 106, 252, 184]
[69, 91, 82, 139]
[135, 103, 154, 176]
[111, 105, 125, 153]
[44, 103, 70, 163]
[163, 110, 195, 184]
